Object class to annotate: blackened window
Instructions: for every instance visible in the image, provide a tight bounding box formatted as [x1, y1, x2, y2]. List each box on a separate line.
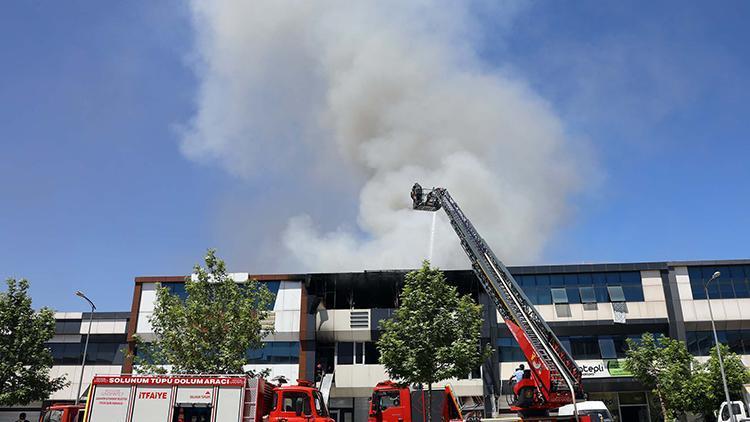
[365, 342, 380, 364]
[496, 337, 525, 362]
[355, 342, 364, 364]
[337, 342, 353, 365]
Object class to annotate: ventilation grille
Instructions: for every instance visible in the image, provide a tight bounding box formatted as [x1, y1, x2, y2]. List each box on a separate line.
[350, 310, 369, 328]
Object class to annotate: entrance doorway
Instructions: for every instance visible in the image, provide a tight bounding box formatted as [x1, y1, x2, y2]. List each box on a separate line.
[173, 406, 212, 422]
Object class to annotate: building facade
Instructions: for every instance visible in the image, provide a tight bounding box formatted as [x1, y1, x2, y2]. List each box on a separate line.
[6, 259, 749, 422]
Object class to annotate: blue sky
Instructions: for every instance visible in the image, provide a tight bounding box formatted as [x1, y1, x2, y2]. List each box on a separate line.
[1, 1, 748, 312]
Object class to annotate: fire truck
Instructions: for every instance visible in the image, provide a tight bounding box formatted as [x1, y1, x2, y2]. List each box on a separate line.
[40, 374, 333, 422]
[368, 380, 463, 422]
[409, 184, 605, 421]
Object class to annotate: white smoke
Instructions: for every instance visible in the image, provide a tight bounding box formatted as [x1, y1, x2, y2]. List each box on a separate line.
[182, 1, 586, 271]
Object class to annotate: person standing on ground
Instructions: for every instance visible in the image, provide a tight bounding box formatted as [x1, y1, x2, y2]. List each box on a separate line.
[16, 413, 30, 422]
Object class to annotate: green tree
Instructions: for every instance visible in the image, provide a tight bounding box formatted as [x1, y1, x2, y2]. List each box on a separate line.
[134, 250, 274, 374]
[623, 333, 694, 420]
[0, 278, 67, 405]
[377, 261, 490, 421]
[687, 344, 750, 418]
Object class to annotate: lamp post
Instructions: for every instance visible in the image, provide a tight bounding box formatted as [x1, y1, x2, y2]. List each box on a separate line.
[705, 271, 735, 422]
[74, 291, 96, 406]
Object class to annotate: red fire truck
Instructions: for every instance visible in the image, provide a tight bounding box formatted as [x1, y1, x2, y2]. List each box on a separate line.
[410, 184, 603, 421]
[40, 374, 333, 422]
[368, 380, 463, 422]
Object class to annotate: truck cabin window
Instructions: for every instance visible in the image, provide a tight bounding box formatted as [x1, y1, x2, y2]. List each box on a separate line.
[282, 391, 311, 415]
[372, 390, 400, 410]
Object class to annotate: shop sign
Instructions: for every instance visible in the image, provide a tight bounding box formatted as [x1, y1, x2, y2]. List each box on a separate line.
[578, 359, 632, 378]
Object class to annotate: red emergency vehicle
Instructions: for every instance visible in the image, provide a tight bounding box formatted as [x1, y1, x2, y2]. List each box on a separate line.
[41, 374, 332, 422]
[368, 380, 463, 422]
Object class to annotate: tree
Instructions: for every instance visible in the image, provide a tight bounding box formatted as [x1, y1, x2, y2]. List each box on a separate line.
[623, 333, 694, 420]
[0, 278, 67, 405]
[377, 261, 490, 421]
[688, 344, 750, 418]
[134, 250, 274, 374]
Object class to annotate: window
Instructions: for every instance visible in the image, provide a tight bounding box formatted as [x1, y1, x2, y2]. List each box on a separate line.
[43, 410, 63, 422]
[551, 288, 569, 304]
[522, 271, 643, 305]
[496, 337, 524, 362]
[365, 342, 380, 364]
[570, 337, 599, 359]
[282, 392, 311, 414]
[247, 342, 300, 364]
[607, 286, 626, 302]
[688, 265, 750, 300]
[579, 287, 596, 303]
[598, 338, 617, 359]
[355, 342, 364, 364]
[337, 342, 353, 365]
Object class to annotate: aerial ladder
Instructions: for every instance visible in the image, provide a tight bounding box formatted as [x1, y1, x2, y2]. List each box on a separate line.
[410, 184, 585, 418]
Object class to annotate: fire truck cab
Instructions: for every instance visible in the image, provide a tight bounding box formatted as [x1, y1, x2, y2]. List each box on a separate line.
[368, 380, 462, 422]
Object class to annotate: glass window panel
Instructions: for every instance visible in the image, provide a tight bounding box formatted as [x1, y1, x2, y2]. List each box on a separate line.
[592, 273, 607, 286]
[577, 273, 593, 285]
[338, 342, 353, 365]
[48, 343, 65, 363]
[703, 267, 721, 298]
[84, 343, 99, 364]
[551, 288, 569, 304]
[623, 285, 644, 302]
[564, 274, 579, 286]
[535, 275, 550, 286]
[560, 339, 572, 355]
[599, 338, 617, 359]
[605, 273, 621, 285]
[730, 267, 748, 298]
[579, 287, 596, 303]
[726, 331, 744, 354]
[63, 343, 81, 365]
[607, 286, 626, 302]
[566, 287, 580, 304]
[355, 342, 364, 364]
[522, 286, 538, 305]
[623, 272, 642, 285]
[594, 286, 608, 302]
[550, 274, 565, 287]
[537, 288, 552, 305]
[113, 344, 126, 365]
[741, 331, 750, 355]
[688, 267, 705, 299]
[365, 342, 379, 364]
[718, 279, 735, 299]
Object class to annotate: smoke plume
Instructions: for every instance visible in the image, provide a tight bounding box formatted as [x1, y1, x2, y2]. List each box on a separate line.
[181, 1, 585, 271]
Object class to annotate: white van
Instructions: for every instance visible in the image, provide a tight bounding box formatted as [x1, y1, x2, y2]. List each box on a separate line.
[717, 401, 750, 422]
[557, 401, 614, 422]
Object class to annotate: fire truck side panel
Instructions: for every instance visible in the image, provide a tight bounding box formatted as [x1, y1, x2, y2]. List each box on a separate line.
[215, 387, 243, 421]
[131, 386, 172, 421]
[86, 385, 132, 422]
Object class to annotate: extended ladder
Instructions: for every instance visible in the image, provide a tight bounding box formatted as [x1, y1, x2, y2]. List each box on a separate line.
[411, 184, 584, 411]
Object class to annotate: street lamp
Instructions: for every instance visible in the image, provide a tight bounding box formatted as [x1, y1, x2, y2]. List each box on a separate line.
[74, 291, 96, 406]
[705, 271, 735, 422]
